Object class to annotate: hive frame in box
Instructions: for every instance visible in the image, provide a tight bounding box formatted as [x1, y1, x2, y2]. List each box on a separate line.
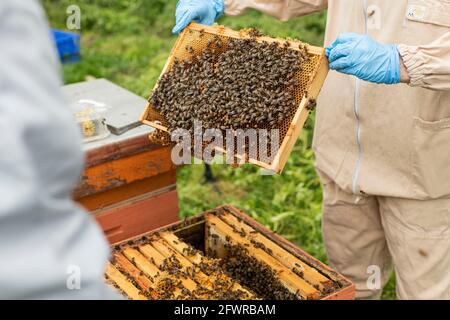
[140, 23, 329, 174]
[109, 205, 355, 300]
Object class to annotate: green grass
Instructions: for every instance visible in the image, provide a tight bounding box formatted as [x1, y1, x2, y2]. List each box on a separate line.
[42, 0, 395, 299]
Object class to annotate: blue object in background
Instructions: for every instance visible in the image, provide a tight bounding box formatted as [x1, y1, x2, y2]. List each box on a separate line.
[51, 29, 81, 64]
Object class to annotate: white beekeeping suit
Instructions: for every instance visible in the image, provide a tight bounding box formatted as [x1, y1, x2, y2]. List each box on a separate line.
[0, 0, 118, 299]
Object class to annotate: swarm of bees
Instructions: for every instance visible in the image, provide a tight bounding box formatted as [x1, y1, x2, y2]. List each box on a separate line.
[107, 206, 344, 300]
[147, 129, 172, 146]
[108, 234, 256, 300]
[150, 28, 311, 133]
[221, 243, 298, 300]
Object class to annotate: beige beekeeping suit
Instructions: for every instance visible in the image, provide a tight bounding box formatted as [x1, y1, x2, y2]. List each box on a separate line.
[225, 0, 450, 299]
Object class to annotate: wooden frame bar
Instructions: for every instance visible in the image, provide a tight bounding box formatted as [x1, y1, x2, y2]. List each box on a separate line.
[148, 240, 202, 293]
[113, 253, 159, 299]
[105, 263, 147, 300]
[159, 232, 256, 298]
[205, 213, 320, 300]
[218, 211, 335, 293]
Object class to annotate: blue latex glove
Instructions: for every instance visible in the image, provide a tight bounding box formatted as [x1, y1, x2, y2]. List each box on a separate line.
[172, 0, 224, 34]
[326, 33, 400, 84]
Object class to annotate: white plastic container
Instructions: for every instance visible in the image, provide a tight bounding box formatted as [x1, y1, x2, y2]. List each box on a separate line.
[72, 99, 111, 143]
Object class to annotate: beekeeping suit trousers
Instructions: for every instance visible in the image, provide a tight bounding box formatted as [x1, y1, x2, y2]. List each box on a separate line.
[225, 0, 450, 299]
[0, 0, 118, 299]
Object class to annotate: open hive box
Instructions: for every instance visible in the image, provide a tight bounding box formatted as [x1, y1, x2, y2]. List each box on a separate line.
[140, 23, 329, 174]
[105, 205, 354, 300]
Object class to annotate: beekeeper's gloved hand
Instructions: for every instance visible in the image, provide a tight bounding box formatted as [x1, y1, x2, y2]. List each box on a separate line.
[326, 33, 401, 84]
[172, 0, 224, 34]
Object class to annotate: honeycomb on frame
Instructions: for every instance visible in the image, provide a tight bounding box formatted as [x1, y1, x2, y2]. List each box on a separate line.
[140, 23, 329, 173]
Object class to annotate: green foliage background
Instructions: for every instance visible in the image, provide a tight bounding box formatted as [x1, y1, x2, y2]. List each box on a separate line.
[42, 0, 395, 299]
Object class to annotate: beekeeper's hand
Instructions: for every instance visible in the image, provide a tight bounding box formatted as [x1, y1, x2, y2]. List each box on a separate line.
[326, 33, 401, 84]
[172, 0, 224, 34]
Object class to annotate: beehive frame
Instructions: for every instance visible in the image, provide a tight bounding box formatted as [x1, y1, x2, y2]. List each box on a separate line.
[140, 23, 329, 173]
[106, 205, 355, 300]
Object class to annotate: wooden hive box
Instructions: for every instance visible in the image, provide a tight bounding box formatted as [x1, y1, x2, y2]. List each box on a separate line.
[105, 205, 354, 300]
[140, 23, 328, 174]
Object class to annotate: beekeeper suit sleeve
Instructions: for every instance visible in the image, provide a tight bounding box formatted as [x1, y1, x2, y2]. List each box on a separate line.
[399, 33, 450, 91]
[224, 0, 328, 21]
[0, 0, 119, 299]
